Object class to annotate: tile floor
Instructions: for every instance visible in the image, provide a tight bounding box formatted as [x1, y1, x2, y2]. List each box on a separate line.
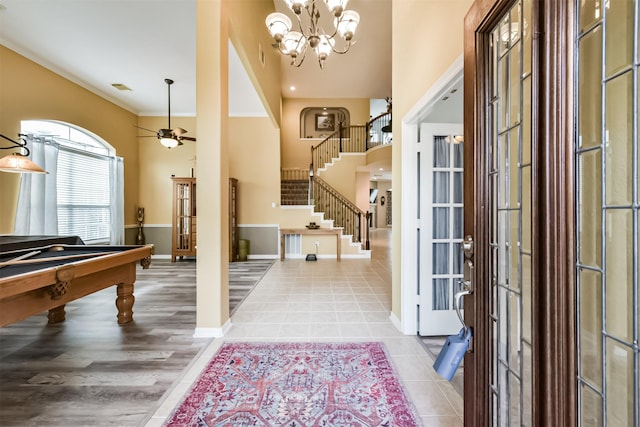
[145, 229, 463, 426]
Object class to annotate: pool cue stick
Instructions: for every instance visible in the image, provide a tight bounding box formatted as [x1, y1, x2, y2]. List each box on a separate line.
[0, 251, 118, 267]
[0, 250, 42, 269]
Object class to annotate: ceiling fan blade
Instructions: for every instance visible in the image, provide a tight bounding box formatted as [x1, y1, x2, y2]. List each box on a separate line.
[133, 125, 158, 134]
[138, 135, 160, 138]
[172, 127, 188, 136]
[179, 136, 196, 141]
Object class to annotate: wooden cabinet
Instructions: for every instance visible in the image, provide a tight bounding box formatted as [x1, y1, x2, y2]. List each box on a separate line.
[229, 178, 238, 262]
[171, 177, 197, 262]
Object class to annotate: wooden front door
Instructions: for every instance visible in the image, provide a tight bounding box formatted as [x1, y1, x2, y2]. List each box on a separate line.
[463, 0, 575, 425]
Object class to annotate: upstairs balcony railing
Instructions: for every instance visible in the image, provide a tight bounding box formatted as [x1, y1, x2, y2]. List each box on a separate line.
[311, 111, 391, 175]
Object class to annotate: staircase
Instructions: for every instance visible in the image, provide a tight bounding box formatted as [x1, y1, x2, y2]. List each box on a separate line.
[281, 179, 309, 205]
[280, 112, 392, 253]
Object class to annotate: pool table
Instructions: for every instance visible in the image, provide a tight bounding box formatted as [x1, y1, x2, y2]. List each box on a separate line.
[0, 243, 153, 327]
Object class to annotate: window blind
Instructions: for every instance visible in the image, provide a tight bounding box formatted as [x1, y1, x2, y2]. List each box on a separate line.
[56, 147, 111, 243]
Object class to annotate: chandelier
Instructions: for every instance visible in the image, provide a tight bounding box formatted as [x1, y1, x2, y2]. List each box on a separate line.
[265, 0, 360, 68]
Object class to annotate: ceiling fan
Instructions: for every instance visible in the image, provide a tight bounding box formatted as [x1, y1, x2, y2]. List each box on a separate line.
[136, 78, 196, 149]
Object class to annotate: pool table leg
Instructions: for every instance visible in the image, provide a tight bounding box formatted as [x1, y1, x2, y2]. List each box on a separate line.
[47, 305, 66, 324]
[116, 283, 135, 324]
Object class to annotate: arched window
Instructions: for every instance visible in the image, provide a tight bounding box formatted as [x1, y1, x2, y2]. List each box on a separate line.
[15, 120, 124, 244]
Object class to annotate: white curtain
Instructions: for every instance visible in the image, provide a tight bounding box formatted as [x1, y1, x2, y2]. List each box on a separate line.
[14, 137, 60, 235]
[109, 156, 125, 245]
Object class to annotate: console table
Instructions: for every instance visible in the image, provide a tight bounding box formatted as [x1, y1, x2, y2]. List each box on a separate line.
[280, 228, 342, 261]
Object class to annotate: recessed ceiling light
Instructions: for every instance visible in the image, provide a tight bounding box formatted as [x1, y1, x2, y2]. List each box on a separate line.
[290, 86, 296, 91]
[379, 168, 384, 171]
[111, 83, 132, 91]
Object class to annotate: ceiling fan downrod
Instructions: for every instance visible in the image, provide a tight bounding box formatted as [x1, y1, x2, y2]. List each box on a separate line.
[165, 78, 173, 130]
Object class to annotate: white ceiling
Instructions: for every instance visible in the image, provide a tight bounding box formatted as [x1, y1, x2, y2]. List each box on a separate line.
[0, 0, 461, 182]
[0, 0, 392, 117]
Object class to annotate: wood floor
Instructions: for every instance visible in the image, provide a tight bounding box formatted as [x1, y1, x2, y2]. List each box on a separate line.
[0, 259, 273, 427]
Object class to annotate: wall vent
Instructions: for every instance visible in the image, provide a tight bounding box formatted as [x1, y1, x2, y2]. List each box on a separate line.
[111, 83, 132, 91]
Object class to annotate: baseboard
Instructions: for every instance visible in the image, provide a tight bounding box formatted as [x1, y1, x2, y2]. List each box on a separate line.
[193, 319, 232, 338]
[247, 254, 279, 260]
[389, 312, 405, 334]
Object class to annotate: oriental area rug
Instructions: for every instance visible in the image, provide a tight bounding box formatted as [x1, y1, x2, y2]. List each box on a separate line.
[164, 341, 421, 426]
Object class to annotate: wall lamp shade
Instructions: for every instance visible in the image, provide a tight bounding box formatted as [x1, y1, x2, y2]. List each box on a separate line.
[266, 0, 359, 68]
[0, 153, 47, 173]
[0, 134, 47, 173]
[160, 137, 179, 149]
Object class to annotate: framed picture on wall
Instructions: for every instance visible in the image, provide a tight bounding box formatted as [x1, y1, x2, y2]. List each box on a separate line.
[315, 113, 335, 131]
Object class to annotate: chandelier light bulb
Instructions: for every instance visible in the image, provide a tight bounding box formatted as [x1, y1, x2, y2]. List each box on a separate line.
[315, 34, 335, 65]
[335, 10, 359, 40]
[265, 13, 292, 42]
[282, 31, 306, 57]
[324, 0, 348, 17]
[284, 0, 308, 14]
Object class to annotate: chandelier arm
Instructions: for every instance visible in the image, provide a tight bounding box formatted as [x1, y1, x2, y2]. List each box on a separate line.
[0, 134, 30, 157]
[291, 45, 308, 67]
[331, 40, 353, 54]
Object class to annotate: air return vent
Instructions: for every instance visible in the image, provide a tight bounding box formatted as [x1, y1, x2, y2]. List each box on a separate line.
[111, 83, 132, 91]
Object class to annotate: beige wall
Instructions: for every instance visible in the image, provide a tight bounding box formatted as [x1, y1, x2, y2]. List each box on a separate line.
[281, 98, 370, 169]
[137, 116, 196, 225]
[0, 45, 140, 233]
[391, 0, 472, 319]
[317, 153, 365, 204]
[228, 116, 281, 224]
[226, 0, 282, 127]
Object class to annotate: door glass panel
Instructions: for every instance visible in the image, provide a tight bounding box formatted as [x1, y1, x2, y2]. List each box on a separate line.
[453, 172, 464, 203]
[509, 41, 521, 126]
[605, 71, 633, 206]
[578, 268, 603, 389]
[579, 0, 601, 33]
[498, 134, 508, 208]
[521, 253, 532, 342]
[434, 135, 450, 167]
[604, 209, 633, 342]
[487, 1, 531, 423]
[433, 207, 450, 238]
[522, 0, 532, 75]
[521, 166, 532, 253]
[522, 76, 532, 165]
[433, 243, 450, 274]
[604, 0, 634, 77]
[432, 278, 449, 310]
[453, 141, 463, 168]
[605, 339, 634, 426]
[576, 1, 639, 425]
[509, 211, 520, 291]
[509, 128, 520, 208]
[433, 172, 450, 203]
[581, 383, 604, 425]
[578, 150, 603, 268]
[578, 28, 603, 150]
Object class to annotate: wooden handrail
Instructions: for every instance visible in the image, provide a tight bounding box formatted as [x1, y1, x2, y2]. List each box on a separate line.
[311, 176, 369, 250]
[310, 113, 391, 174]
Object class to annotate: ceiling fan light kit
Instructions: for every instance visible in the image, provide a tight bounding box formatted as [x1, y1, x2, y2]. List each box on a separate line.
[135, 78, 196, 149]
[266, 0, 360, 68]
